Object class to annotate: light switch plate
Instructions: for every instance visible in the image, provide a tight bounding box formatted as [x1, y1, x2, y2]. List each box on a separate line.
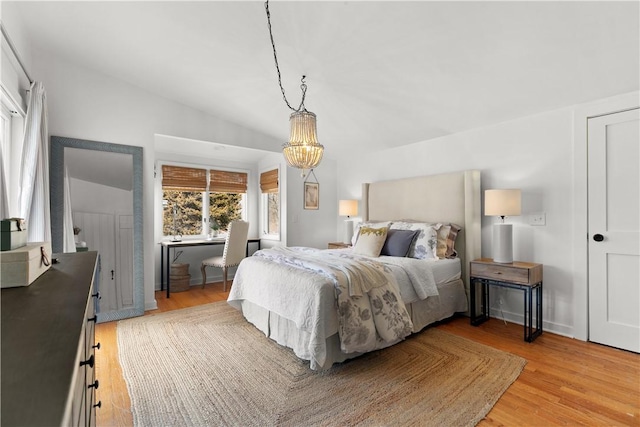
[529, 212, 546, 226]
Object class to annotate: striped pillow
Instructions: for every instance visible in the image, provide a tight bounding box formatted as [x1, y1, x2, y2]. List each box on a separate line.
[445, 224, 461, 259]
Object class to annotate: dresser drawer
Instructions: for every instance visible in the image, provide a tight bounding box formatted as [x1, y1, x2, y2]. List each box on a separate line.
[1, 252, 98, 426]
[471, 262, 531, 284]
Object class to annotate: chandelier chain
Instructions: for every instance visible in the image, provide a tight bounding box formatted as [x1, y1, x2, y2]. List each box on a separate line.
[265, 0, 306, 113]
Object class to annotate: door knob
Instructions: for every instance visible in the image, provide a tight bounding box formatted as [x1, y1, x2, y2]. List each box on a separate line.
[593, 234, 604, 242]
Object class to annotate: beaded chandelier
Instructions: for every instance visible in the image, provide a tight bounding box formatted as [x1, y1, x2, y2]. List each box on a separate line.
[265, 1, 324, 177]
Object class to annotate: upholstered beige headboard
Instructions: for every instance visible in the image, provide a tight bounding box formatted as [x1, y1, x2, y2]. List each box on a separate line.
[362, 170, 481, 301]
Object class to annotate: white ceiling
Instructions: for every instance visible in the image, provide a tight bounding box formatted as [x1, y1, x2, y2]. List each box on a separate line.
[12, 1, 640, 161]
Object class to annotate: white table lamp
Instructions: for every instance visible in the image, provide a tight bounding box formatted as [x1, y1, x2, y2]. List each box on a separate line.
[339, 199, 358, 243]
[485, 189, 521, 263]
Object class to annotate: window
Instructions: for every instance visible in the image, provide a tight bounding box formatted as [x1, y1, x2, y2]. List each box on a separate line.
[208, 170, 247, 231]
[162, 165, 206, 237]
[260, 168, 279, 237]
[0, 89, 25, 216]
[161, 165, 247, 238]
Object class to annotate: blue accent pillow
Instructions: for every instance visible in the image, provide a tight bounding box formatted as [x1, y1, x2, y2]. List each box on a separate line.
[380, 229, 420, 257]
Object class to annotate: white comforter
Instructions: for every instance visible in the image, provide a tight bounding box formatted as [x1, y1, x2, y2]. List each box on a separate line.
[228, 247, 440, 369]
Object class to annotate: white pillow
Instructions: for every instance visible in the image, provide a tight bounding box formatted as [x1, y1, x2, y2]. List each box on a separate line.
[351, 221, 391, 246]
[352, 226, 389, 257]
[390, 221, 440, 260]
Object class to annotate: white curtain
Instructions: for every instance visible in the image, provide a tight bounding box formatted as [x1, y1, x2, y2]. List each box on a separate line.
[0, 146, 9, 219]
[18, 81, 50, 242]
[62, 166, 76, 253]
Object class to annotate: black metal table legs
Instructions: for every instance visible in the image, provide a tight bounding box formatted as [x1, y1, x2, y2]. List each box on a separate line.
[470, 277, 543, 342]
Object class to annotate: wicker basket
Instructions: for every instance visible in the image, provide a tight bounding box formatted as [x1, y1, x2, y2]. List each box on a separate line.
[170, 263, 191, 292]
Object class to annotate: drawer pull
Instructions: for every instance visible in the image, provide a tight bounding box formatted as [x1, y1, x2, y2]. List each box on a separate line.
[93, 342, 101, 350]
[88, 380, 99, 390]
[493, 271, 503, 275]
[92, 291, 101, 300]
[88, 315, 97, 323]
[80, 355, 94, 368]
[93, 401, 102, 409]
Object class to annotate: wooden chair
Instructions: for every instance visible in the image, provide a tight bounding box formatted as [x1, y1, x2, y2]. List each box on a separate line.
[200, 220, 249, 291]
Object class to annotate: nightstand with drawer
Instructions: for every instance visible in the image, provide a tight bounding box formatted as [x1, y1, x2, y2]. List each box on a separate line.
[469, 258, 543, 342]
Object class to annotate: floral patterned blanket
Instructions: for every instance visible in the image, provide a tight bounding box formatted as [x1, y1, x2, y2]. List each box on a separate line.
[250, 247, 414, 355]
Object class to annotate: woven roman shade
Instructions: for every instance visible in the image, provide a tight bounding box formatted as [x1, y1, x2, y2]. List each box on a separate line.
[260, 169, 279, 194]
[209, 170, 248, 193]
[162, 165, 207, 191]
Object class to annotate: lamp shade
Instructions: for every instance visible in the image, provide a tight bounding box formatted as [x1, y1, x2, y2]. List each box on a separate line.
[339, 200, 358, 217]
[485, 189, 521, 217]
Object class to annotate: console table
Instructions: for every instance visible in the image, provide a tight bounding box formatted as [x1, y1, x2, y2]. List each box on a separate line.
[160, 238, 261, 298]
[469, 258, 543, 342]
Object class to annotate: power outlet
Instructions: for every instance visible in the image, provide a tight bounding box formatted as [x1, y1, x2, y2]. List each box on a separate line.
[529, 212, 546, 226]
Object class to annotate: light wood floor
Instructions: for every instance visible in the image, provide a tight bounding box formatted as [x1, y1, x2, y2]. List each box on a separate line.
[96, 283, 640, 426]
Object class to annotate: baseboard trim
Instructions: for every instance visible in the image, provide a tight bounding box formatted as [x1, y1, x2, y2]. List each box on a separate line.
[154, 272, 237, 291]
[489, 307, 575, 339]
[145, 299, 158, 311]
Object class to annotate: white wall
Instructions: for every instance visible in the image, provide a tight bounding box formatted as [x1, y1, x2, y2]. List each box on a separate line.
[336, 97, 633, 338]
[286, 162, 338, 249]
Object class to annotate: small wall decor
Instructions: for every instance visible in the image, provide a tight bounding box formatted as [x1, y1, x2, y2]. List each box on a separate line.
[303, 169, 319, 210]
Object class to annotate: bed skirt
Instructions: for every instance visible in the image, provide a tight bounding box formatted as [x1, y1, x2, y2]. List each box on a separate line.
[234, 278, 468, 370]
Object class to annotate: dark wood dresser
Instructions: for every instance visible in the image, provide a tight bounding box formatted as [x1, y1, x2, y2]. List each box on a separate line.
[1, 251, 100, 426]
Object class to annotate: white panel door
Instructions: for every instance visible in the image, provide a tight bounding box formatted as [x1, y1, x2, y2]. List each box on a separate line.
[116, 214, 134, 310]
[73, 212, 117, 312]
[588, 108, 640, 353]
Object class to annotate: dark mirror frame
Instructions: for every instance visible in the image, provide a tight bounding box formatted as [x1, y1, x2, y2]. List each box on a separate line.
[50, 136, 144, 321]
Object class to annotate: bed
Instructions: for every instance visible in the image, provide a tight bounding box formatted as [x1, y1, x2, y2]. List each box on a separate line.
[228, 170, 481, 370]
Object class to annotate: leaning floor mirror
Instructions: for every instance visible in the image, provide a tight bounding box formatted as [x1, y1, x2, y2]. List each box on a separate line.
[50, 136, 144, 322]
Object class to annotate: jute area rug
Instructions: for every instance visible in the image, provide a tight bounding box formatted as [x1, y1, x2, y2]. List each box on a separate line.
[117, 302, 525, 427]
